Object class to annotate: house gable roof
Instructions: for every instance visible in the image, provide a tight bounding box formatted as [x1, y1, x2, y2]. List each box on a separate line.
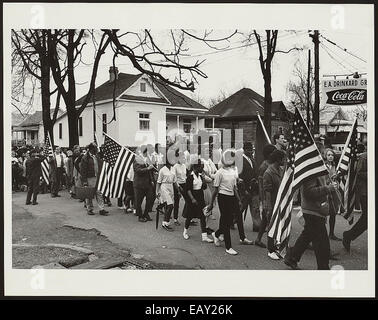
[208, 88, 290, 119]
[319, 106, 352, 125]
[75, 73, 141, 106]
[75, 72, 207, 111]
[18, 111, 43, 127]
[18, 109, 62, 127]
[12, 112, 30, 127]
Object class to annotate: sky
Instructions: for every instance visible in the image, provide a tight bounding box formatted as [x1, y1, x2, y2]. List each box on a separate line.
[14, 28, 369, 113]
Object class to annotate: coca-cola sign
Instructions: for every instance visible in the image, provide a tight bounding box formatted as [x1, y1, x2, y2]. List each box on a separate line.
[322, 77, 367, 107]
[326, 89, 367, 105]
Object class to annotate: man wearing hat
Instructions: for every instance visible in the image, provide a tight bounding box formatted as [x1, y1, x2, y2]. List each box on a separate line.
[25, 149, 45, 205]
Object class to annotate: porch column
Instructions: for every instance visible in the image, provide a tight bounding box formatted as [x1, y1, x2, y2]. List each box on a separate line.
[212, 117, 215, 130]
[177, 115, 180, 131]
[196, 116, 199, 133]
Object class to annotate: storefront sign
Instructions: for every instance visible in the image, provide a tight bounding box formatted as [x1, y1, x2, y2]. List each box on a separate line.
[322, 77, 367, 106]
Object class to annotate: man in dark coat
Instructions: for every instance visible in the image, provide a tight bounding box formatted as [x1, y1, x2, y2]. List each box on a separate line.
[342, 145, 368, 252]
[81, 143, 108, 216]
[133, 145, 156, 222]
[25, 149, 45, 205]
[238, 142, 260, 232]
[285, 175, 338, 270]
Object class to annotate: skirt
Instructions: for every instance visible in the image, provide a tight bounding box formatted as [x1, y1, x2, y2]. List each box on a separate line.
[159, 183, 174, 205]
[182, 189, 206, 219]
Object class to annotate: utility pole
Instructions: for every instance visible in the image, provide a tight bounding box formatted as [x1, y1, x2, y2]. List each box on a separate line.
[307, 49, 311, 128]
[310, 30, 320, 134]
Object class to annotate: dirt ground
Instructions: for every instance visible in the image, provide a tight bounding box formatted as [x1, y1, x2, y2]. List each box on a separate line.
[11, 190, 368, 270]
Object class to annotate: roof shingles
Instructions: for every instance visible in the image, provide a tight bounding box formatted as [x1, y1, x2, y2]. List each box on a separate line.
[74, 72, 208, 111]
[208, 88, 290, 119]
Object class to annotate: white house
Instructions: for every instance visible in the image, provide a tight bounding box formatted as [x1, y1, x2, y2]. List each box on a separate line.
[12, 109, 63, 147]
[53, 67, 215, 147]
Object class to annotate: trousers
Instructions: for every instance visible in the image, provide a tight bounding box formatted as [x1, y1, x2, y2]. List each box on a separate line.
[215, 194, 238, 250]
[134, 185, 154, 218]
[26, 176, 40, 203]
[344, 195, 368, 241]
[85, 177, 104, 211]
[290, 213, 330, 270]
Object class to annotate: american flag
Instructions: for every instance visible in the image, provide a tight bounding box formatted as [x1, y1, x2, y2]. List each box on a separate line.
[41, 133, 53, 185]
[97, 134, 135, 198]
[336, 118, 358, 225]
[267, 108, 329, 248]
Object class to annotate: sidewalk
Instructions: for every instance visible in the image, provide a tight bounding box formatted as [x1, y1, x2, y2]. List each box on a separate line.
[12, 190, 368, 270]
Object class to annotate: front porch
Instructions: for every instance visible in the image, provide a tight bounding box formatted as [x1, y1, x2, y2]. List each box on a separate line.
[165, 108, 219, 142]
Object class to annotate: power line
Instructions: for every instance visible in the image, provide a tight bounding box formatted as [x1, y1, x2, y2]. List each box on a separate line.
[320, 34, 367, 63]
[320, 42, 354, 74]
[320, 40, 363, 72]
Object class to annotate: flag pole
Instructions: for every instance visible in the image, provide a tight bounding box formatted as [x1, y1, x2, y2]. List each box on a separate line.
[256, 112, 271, 144]
[336, 117, 358, 173]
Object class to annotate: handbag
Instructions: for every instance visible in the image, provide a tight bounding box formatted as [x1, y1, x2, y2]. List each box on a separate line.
[75, 186, 96, 200]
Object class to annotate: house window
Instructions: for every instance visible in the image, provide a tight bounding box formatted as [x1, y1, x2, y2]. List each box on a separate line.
[183, 119, 191, 134]
[31, 131, 35, 140]
[139, 113, 150, 131]
[59, 123, 62, 139]
[78, 117, 83, 136]
[102, 114, 107, 134]
[140, 82, 146, 92]
[278, 126, 283, 134]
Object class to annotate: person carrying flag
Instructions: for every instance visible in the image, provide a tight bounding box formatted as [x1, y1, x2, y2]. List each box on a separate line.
[342, 143, 367, 252]
[81, 143, 108, 216]
[284, 140, 339, 270]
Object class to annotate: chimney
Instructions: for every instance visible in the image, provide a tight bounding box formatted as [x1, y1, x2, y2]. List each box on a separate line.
[109, 66, 119, 82]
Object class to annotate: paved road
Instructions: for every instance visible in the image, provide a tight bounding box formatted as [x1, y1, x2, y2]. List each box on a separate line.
[12, 191, 368, 270]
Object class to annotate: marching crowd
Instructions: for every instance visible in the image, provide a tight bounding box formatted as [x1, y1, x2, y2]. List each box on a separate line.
[12, 132, 368, 270]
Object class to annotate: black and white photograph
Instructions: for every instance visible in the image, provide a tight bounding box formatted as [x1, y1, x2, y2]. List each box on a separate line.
[3, 3, 375, 297]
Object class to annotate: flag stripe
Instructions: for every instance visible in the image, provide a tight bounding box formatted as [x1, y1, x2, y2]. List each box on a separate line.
[97, 134, 135, 198]
[267, 109, 329, 247]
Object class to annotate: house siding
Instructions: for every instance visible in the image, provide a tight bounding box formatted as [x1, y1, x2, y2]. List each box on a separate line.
[213, 118, 290, 146]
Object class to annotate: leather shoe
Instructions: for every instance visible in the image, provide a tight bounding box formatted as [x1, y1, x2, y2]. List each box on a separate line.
[342, 232, 351, 253]
[87, 210, 95, 215]
[32, 202, 38, 205]
[254, 240, 267, 248]
[25, 201, 32, 205]
[99, 210, 109, 216]
[144, 215, 152, 221]
[284, 255, 300, 270]
[138, 217, 147, 222]
[329, 234, 342, 241]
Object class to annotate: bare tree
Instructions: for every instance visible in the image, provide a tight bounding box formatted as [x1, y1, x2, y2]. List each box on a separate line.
[47, 29, 111, 147]
[245, 30, 303, 137]
[102, 29, 237, 91]
[11, 29, 63, 144]
[352, 105, 367, 122]
[208, 89, 230, 108]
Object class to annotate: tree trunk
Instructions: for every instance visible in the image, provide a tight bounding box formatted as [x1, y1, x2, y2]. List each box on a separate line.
[40, 60, 54, 146]
[66, 104, 79, 148]
[263, 63, 272, 138]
